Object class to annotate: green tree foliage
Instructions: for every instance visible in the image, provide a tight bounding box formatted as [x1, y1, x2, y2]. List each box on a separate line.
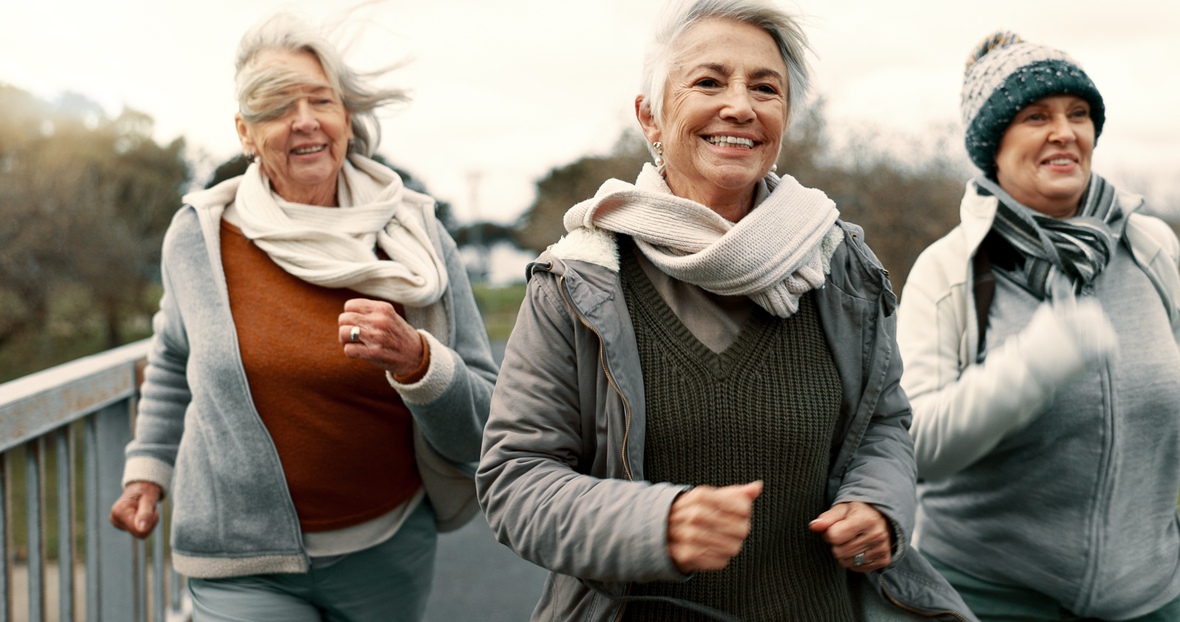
[775, 103, 968, 292]
[515, 130, 652, 254]
[514, 101, 968, 294]
[0, 83, 188, 377]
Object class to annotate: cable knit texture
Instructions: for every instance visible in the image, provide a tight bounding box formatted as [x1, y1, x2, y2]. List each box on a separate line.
[959, 33, 1104, 174]
[562, 164, 840, 318]
[618, 248, 853, 622]
[229, 154, 448, 306]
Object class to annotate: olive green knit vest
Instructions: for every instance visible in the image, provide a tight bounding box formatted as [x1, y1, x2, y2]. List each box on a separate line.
[619, 246, 856, 622]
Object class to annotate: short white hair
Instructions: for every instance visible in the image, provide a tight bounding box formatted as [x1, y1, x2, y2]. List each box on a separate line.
[234, 12, 409, 157]
[639, 0, 811, 130]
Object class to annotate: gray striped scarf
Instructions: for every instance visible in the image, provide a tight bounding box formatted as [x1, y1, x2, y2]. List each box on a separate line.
[975, 173, 1124, 299]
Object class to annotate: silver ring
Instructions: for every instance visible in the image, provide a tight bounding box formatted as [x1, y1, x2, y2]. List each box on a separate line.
[350, 326, 361, 343]
[853, 552, 865, 567]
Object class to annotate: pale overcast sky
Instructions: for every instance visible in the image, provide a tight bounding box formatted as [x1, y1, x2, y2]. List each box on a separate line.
[3, 0, 1178, 230]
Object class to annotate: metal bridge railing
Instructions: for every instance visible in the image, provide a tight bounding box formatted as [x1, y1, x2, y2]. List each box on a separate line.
[0, 339, 189, 622]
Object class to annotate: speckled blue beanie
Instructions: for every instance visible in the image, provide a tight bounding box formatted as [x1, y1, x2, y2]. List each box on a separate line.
[960, 31, 1105, 176]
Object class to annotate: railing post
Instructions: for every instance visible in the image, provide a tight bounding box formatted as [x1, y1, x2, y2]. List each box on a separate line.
[26, 438, 46, 622]
[135, 539, 146, 622]
[85, 417, 98, 622]
[57, 428, 74, 622]
[168, 565, 182, 615]
[85, 402, 135, 621]
[151, 512, 163, 622]
[0, 452, 9, 622]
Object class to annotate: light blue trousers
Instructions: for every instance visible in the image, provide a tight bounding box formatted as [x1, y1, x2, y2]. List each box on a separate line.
[189, 500, 436, 622]
[924, 550, 1180, 622]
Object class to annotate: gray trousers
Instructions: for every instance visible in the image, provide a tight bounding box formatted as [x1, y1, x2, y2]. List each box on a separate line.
[189, 500, 437, 622]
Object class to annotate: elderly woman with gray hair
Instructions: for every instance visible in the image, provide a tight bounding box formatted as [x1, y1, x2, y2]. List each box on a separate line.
[106, 13, 496, 621]
[477, 0, 974, 620]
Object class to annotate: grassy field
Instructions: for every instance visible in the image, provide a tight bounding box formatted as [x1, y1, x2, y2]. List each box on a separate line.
[0, 283, 157, 384]
[472, 282, 527, 343]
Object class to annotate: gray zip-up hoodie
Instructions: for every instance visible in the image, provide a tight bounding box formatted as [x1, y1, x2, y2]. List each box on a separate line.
[477, 224, 977, 621]
[899, 183, 1180, 617]
[122, 178, 498, 579]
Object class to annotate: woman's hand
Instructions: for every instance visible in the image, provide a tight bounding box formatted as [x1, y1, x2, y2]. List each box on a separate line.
[667, 481, 762, 573]
[1049, 296, 1118, 368]
[338, 298, 425, 377]
[109, 481, 161, 539]
[809, 501, 892, 573]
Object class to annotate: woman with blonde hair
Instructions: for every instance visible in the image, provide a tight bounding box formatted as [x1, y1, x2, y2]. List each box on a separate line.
[108, 13, 496, 621]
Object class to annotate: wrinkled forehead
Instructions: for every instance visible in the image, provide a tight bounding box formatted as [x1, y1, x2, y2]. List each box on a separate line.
[673, 20, 783, 63]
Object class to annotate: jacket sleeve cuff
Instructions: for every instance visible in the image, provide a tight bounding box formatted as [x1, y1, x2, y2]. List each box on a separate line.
[886, 515, 906, 565]
[387, 330, 455, 405]
[651, 484, 696, 581]
[392, 332, 431, 384]
[122, 456, 173, 499]
[831, 496, 909, 567]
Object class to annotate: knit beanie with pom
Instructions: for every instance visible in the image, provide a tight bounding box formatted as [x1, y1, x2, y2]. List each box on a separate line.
[960, 31, 1105, 176]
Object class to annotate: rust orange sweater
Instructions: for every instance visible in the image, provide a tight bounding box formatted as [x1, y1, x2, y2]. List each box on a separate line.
[220, 220, 421, 533]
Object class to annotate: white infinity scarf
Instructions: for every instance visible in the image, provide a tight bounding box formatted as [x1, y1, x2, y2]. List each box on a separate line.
[234, 155, 448, 307]
[564, 164, 840, 318]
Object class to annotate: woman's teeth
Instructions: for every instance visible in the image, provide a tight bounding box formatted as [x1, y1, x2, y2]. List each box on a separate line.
[292, 145, 326, 155]
[706, 136, 754, 148]
[1045, 158, 1074, 165]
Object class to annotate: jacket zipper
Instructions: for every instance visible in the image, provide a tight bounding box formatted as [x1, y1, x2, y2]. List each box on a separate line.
[1078, 362, 1118, 612]
[557, 274, 634, 482]
[555, 273, 636, 621]
[879, 577, 969, 622]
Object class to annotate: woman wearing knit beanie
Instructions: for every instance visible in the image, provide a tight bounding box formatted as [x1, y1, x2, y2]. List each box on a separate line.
[897, 31, 1180, 620]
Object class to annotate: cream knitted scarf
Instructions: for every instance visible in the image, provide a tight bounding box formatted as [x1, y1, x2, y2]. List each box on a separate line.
[564, 164, 840, 318]
[234, 154, 448, 307]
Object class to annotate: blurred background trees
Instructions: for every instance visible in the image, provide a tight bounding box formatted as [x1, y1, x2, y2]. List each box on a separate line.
[2, 87, 1174, 380]
[511, 100, 969, 291]
[514, 131, 653, 254]
[0, 83, 188, 380]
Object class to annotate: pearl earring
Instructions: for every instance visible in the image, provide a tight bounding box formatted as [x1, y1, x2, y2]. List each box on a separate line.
[245, 151, 256, 163]
[652, 142, 664, 167]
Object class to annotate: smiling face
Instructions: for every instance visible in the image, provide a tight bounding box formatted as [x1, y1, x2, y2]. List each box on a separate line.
[994, 94, 1095, 219]
[637, 18, 788, 221]
[235, 49, 353, 207]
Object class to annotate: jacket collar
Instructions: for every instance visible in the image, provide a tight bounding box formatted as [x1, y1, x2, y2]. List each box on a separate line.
[958, 181, 998, 258]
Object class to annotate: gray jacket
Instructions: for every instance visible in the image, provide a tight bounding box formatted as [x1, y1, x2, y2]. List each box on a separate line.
[123, 180, 497, 579]
[477, 224, 977, 621]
